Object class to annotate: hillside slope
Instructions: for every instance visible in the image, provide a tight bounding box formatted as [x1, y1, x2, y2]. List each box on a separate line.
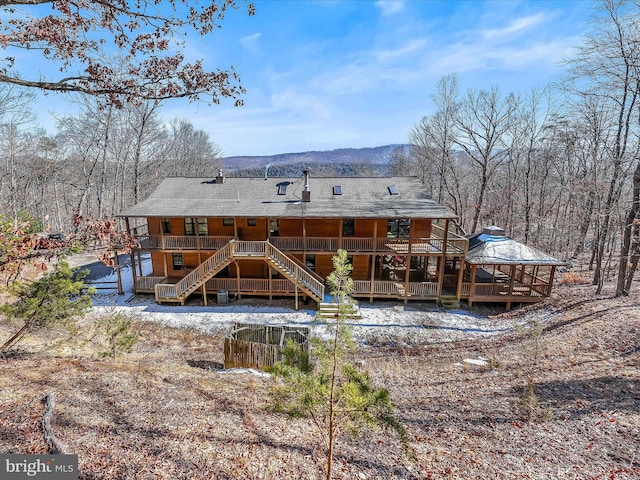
[0, 282, 638, 479]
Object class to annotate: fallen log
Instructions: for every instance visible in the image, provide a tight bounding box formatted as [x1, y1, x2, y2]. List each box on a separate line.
[41, 390, 66, 454]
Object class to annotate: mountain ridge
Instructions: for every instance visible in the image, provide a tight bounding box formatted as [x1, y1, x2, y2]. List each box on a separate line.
[221, 144, 410, 173]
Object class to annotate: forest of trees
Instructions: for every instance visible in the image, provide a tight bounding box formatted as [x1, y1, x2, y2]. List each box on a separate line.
[0, 94, 222, 232]
[389, 0, 640, 296]
[1, 0, 639, 295]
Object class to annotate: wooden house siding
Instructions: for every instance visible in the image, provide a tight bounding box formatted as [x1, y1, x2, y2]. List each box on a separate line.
[121, 177, 561, 308]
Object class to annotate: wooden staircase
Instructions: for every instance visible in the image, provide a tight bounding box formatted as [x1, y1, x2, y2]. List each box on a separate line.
[440, 295, 461, 309]
[317, 301, 362, 320]
[155, 240, 325, 305]
[264, 242, 324, 303]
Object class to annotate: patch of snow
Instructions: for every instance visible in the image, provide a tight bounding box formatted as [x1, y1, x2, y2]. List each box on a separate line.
[218, 368, 271, 377]
[463, 357, 488, 366]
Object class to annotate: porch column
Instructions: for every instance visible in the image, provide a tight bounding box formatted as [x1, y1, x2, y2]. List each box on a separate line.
[113, 248, 123, 295]
[456, 239, 468, 302]
[371, 220, 378, 303]
[137, 252, 143, 277]
[303, 218, 307, 259]
[548, 265, 557, 296]
[507, 264, 516, 310]
[436, 219, 449, 303]
[163, 253, 168, 278]
[469, 264, 477, 307]
[130, 251, 138, 294]
[235, 260, 241, 299]
[369, 255, 376, 303]
[403, 253, 411, 304]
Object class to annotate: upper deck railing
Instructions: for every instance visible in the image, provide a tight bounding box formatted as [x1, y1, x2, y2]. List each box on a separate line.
[136, 232, 468, 255]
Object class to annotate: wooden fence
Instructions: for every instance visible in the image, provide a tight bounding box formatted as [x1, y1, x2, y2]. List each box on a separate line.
[223, 323, 309, 371]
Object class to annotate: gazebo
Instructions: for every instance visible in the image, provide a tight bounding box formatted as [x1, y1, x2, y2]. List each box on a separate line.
[462, 226, 565, 309]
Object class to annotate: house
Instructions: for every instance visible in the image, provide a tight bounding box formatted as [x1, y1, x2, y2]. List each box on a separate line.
[117, 171, 562, 309]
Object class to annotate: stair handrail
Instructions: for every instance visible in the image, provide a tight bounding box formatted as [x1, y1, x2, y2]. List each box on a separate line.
[288, 254, 325, 284]
[266, 242, 325, 300]
[175, 241, 234, 298]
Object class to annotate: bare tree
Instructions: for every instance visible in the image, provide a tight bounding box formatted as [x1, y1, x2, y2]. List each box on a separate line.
[0, 85, 37, 224]
[453, 86, 516, 234]
[563, 0, 640, 294]
[163, 119, 223, 177]
[0, 1, 254, 106]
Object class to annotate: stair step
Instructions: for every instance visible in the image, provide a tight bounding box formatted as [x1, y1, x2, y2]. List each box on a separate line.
[317, 311, 362, 319]
[318, 301, 361, 319]
[440, 298, 461, 309]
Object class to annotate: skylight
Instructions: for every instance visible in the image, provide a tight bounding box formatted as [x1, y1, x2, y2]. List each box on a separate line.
[333, 185, 342, 195]
[388, 185, 399, 195]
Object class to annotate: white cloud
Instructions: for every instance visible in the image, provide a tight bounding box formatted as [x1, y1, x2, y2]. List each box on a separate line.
[241, 32, 262, 44]
[240, 32, 262, 56]
[376, 0, 405, 16]
[482, 13, 547, 40]
[376, 38, 427, 61]
[270, 89, 332, 120]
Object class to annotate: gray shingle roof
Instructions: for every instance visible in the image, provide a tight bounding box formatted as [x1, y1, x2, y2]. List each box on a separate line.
[465, 233, 565, 265]
[119, 176, 457, 219]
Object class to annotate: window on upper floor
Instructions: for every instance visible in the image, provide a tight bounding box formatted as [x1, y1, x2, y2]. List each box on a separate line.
[387, 219, 410, 238]
[161, 217, 171, 234]
[185, 217, 208, 236]
[247, 218, 257, 227]
[223, 218, 234, 227]
[270, 219, 279, 237]
[343, 219, 355, 236]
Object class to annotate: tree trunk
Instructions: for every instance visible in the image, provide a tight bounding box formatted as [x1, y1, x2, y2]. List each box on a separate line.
[616, 158, 640, 295]
[0, 321, 30, 353]
[41, 390, 66, 454]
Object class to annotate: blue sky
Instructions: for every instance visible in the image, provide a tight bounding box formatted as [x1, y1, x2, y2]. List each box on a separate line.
[35, 0, 592, 157]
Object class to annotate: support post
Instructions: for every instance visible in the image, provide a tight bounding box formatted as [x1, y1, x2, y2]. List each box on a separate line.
[235, 260, 241, 300]
[113, 248, 123, 295]
[437, 219, 449, 304]
[403, 253, 411, 304]
[469, 264, 477, 307]
[369, 255, 376, 303]
[130, 251, 137, 294]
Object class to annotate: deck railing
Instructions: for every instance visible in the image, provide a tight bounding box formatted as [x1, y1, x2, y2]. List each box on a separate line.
[138, 235, 234, 251]
[138, 232, 468, 256]
[352, 280, 439, 299]
[135, 276, 166, 292]
[204, 278, 301, 294]
[431, 225, 468, 253]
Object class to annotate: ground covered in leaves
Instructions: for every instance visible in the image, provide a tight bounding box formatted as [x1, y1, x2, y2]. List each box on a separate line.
[0, 282, 638, 479]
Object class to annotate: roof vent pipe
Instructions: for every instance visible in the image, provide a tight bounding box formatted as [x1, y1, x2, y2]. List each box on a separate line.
[302, 168, 311, 202]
